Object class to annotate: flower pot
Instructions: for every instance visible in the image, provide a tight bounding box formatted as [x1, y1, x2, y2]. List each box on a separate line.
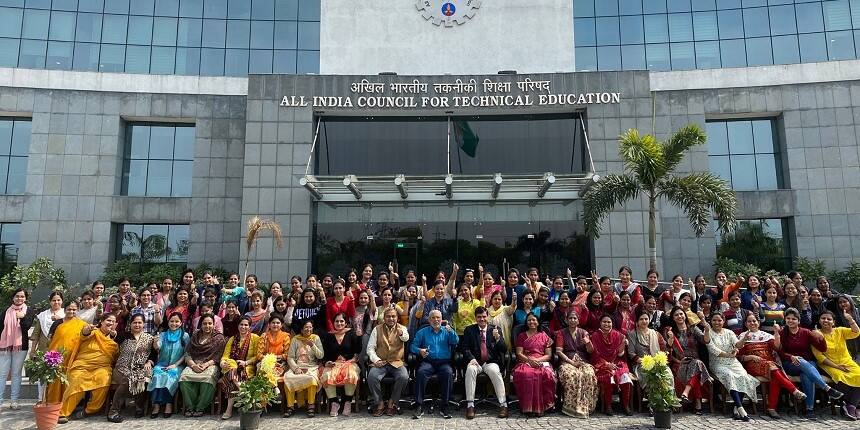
[239, 409, 263, 430]
[33, 402, 62, 430]
[653, 410, 672, 429]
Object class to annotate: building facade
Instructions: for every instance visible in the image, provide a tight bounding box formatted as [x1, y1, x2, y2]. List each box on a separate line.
[0, 0, 858, 284]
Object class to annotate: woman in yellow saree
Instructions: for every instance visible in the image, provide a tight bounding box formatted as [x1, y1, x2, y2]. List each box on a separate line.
[44, 301, 86, 404]
[58, 313, 119, 423]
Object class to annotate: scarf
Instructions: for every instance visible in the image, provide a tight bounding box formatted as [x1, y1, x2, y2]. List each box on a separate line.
[164, 328, 183, 344]
[229, 334, 252, 374]
[188, 330, 225, 363]
[37, 308, 62, 338]
[0, 304, 26, 350]
[262, 330, 288, 356]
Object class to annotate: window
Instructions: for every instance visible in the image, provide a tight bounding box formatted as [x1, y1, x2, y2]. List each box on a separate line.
[706, 119, 782, 191]
[716, 218, 793, 272]
[115, 223, 189, 266]
[0, 223, 20, 274]
[121, 123, 194, 197]
[0, 118, 30, 195]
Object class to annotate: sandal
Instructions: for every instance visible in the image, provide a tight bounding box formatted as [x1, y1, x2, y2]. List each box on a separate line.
[221, 412, 232, 420]
[283, 407, 294, 418]
[680, 394, 691, 404]
[192, 411, 204, 418]
[184, 410, 193, 417]
[307, 406, 316, 418]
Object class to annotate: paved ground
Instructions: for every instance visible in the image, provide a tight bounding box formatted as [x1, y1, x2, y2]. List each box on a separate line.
[2, 401, 859, 430]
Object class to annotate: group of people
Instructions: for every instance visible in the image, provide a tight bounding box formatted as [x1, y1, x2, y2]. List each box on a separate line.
[0, 263, 859, 423]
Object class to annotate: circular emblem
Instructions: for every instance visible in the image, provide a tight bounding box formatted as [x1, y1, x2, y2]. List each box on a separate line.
[416, 0, 481, 27]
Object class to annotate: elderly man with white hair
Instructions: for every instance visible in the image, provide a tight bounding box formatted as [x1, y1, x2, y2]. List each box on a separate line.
[410, 309, 459, 419]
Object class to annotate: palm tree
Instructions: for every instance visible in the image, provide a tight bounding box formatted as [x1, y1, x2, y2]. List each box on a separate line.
[583, 124, 737, 271]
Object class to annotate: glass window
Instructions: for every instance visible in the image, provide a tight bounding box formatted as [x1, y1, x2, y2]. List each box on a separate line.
[644, 14, 669, 43]
[729, 155, 757, 190]
[272, 48, 296, 73]
[18, 39, 46, 68]
[123, 123, 194, 197]
[752, 120, 774, 153]
[228, 0, 251, 18]
[0, 121, 11, 154]
[250, 20, 274, 49]
[0, 119, 29, 195]
[597, 45, 621, 70]
[771, 34, 799, 64]
[596, 17, 620, 45]
[298, 0, 320, 21]
[823, 0, 852, 31]
[742, 7, 770, 37]
[72, 42, 99, 71]
[795, 2, 823, 33]
[226, 19, 250, 48]
[179, 0, 203, 17]
[98, 43, 125, 72]
[646, 42, 671, 70]
[574, 0, 595, 16]
[174, 47, 200, 74]
[202, 19, 226, 48]
[150, 46, 175, 73]
[706, 121, 729, 155]
[49, 11, 76, 41]
[768, 5, 796, 35]
[670, 41, 695, 69]
[668, 0, 692, 12]
[693, 11, 718, 40]
[726, 120, 754, 154]
[127, 16, 154, 45]
[115, 223, 189, 264]
[125, 45, 151, 73]
[717, 9, 743, 39]
[745, 36, 773, 66]
[103, 0, 128, 14]
[296, 49, 318, 73]
[10, 121, 29, 156]
[0, 7, 23, 39]
[0, 38, 19, 67]
[643, 0, 667, 13]
[621, 44, 647, 68]
[152, 17, 178, 46]
[798, 32, 828, 62]
[203, 0, 227, 18]
[72, 13, 101, 43]
[620, 16, 645, 43]
[224, 48, 248, 75]
[102, 14, 128, 44]
[5, 157, 26, 194]
[275, 0, 298, 20]
[668, 13, 693, 41]
[177, 18, 202, 46]
[720, 38, 747, 67]
[22, 9, 49, 39]
[574, 18, 596, 45]
[252, 0, 275, 19]
[51, 0, 77, 11]
[619, 0, 643, 14]
[695, 40, 721, 67]
[297, 21, 319, 49]
[754, 154, 778, 189]
[0, 223, 21, 266]
[249, 49, 272, 73]
[691, 0, 716, 11]
[130, 0, 155, 15]
[46, 41, 73, 70]
[155, 0, 179, 16]
[595, 0, 619, 15]
[826, 30, 856, 60]
[200, 47, 224, 75]
[25, 0, 51, 8]
[853, 0, 860, 28]
[274, 20, 297, 49]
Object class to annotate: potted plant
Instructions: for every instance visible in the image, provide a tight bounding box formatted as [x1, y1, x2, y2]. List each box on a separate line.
[234, 354, 281, 430]
[640, 351, 680, 429]
[24, 350, 67, 430]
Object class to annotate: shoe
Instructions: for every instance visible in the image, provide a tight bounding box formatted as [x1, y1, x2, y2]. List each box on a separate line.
[680, 394, 691, 405]
[466, 406, 475, 419]
[767, 409, 780, 419]
[694, 408, 702, 416]
[843, 404, 858, 420]
[342, 402, 351, 416]
[624, 407, 633, 416]
[412, 407, 424, 419]
[184, 410, 193, 418]
[732, 407, 740, 420]
[386, 405, 397, 416]
[306, 406, 316, 418]
[74, 410, 86, 420]
[163, 411, 172, 419]
[828, 387, 845, 400]
[805, 410, 817, 420]
[440, 408, 452, 419]
[192, 411, 204, 418]
[330, 401, 340, 417]
[793, 390, 807, 401]
[372, 404, 385, 417]
[134, 408, 144, 418]
[10, 402, 19, 410]
[498, 406, 508, 418]
[740, 414, 750, 422]
[58, 416, 69, 424]
[283, 407, 294, 418]
[107, 414, 124, 423]
[150, 409, 159, 419]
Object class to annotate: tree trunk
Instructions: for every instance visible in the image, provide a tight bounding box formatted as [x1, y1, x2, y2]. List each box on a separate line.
[648, 196, 657, 272]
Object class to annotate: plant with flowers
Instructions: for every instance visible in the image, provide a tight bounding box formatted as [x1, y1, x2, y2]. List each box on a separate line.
[640, 351, 679, 412]
[234, 353, 282, 413]
[24, 349, 67, 404]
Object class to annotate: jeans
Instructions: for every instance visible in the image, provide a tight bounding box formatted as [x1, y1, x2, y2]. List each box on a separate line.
[0, 350, 27, 402]
[782, 358, 828, 410]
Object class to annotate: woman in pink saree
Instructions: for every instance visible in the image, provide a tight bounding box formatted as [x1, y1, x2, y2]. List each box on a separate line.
[588, 314, 633, 415]
[512, 312, 556, 416]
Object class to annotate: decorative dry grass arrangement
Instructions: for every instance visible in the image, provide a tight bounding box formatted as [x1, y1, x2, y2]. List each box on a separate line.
[243, 216, 284, 282]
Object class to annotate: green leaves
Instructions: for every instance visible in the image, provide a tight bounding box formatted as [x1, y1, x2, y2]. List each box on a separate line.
[582, 174, 641, 238]
[620, 129, 663, 188]
[658, 173, 736, 237]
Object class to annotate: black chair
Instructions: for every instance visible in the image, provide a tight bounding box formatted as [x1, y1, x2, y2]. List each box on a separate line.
[407, 347, 460, 413]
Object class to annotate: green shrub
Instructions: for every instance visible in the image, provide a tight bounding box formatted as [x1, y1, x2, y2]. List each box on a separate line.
[713, 257, 760, 280]
[794, 257, 828, 282]
[829, 262, 860, 294]
[0, 258, 67, 310]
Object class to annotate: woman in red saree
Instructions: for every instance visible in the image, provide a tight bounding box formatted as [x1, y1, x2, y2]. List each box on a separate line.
[588, 314, 632, 415]
[512, 313, 556, 416]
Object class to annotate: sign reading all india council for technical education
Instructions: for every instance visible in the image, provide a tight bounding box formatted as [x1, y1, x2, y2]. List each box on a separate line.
[279, 78, 621, 109]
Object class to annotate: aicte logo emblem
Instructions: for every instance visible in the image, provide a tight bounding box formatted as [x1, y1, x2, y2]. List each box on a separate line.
[416, 0, 481, 27]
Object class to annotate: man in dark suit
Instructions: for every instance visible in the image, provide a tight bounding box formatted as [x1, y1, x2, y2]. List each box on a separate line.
[460, 306, 508, 419]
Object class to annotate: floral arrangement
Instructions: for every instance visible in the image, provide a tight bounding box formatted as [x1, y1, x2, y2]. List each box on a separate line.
[640, 351, 680, 412]
[234, 353, 282, 414]
[24, 350, 67, 404]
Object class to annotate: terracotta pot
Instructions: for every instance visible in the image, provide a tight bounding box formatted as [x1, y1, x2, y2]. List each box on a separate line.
[33, 402, 62, 430]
